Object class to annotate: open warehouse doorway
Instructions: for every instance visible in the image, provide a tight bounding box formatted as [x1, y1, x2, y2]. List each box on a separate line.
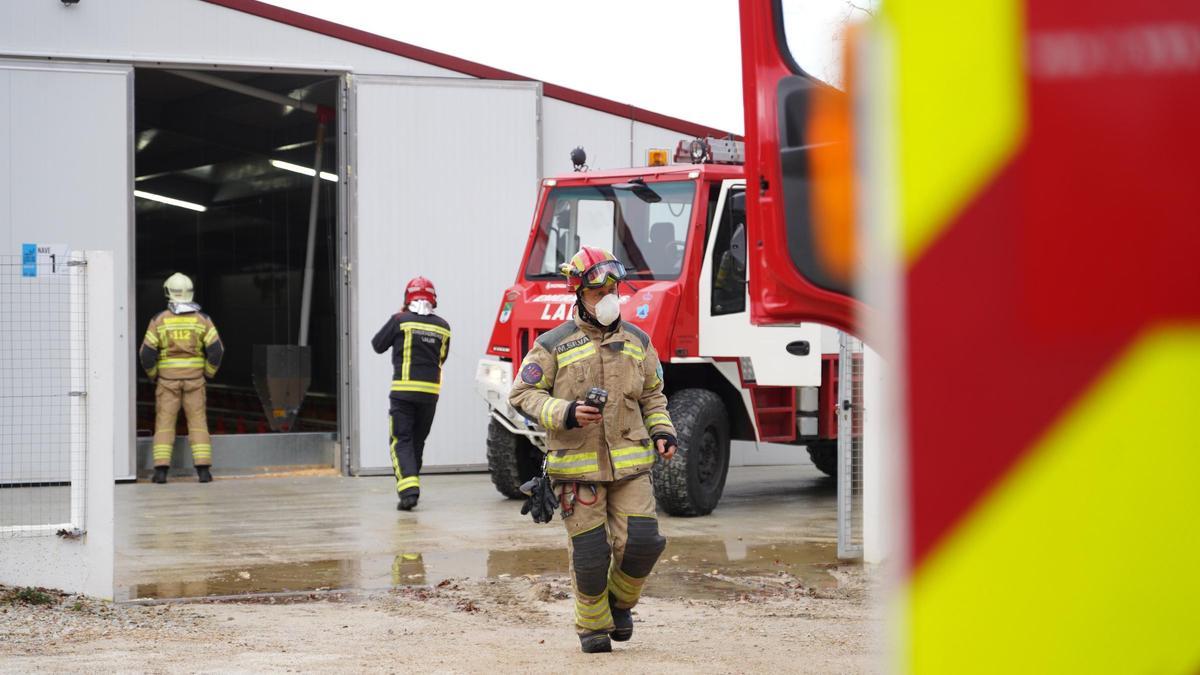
[133, 68, 343, 478]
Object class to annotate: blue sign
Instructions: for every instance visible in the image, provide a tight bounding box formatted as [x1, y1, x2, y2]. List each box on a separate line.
[636, 303, 650, 320]
[21, 244, 36, 278]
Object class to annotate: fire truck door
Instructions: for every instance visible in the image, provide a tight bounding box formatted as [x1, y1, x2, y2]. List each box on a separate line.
[699, 180, 821, 387]
[738, 0, 866, 334]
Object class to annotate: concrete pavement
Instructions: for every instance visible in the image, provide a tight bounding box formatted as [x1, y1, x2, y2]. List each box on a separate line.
[116, 464, 841, 601]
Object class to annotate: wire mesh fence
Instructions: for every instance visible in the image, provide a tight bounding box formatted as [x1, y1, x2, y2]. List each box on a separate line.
[837, 331, 865, 560]
[0, 251, 88, 537]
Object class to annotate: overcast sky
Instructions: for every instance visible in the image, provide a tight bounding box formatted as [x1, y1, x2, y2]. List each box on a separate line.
[260, 0, 872, 135]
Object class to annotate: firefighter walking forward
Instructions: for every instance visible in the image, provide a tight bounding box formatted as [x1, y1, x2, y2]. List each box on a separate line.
[372, 276, 451, 511]
[139, 273, 225, 484]
[509, 246, 678, 654]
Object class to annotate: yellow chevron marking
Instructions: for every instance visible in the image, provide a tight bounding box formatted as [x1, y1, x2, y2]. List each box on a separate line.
[885, 0, 1026, 261]
[909, 326, 1200, 673]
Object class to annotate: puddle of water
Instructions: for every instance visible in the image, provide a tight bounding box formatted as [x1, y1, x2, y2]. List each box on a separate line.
[124, 537, 846, 602]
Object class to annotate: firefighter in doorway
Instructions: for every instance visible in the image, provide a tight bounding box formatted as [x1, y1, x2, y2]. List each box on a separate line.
[509, 246, 678, 653]
[139, 273, 225, 484]
[372, 276, 451, 511]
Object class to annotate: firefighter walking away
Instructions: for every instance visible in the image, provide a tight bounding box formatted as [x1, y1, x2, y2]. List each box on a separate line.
[139, 273, 224, 484]
[509, 247, 678, 653]
[373, 276, 451, 511]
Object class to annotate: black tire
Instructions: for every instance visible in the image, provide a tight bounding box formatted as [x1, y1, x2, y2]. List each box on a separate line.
[652, 388, 730, 517]
[486, 418, 541, 499]
[806, 439, 838, 477]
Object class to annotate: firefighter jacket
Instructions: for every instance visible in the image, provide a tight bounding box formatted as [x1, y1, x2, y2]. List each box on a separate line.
[372, 311, 451, 401]
[139, 309, 224, 381]
[509, 314, 676, 483]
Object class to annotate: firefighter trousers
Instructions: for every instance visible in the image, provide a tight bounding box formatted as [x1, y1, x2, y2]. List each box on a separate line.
[153, 377, 212, 467]
[561, 472, 667, 635]
[389, 396, 437, 497]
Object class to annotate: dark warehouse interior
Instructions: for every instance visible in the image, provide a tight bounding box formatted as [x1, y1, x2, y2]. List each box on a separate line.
[133, 68, 341, 436]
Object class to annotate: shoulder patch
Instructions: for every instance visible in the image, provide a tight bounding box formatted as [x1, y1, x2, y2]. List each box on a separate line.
[622, 323, 651, 348]
[520, 362, 544, 385]
[535, 320, 579, 350]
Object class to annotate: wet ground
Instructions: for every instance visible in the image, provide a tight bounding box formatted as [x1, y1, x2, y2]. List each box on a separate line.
[2, 465, 878, 672]
[116, 464, 842, 602]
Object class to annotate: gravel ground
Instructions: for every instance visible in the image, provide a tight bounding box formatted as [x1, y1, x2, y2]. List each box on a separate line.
[0, 566, 883, 673]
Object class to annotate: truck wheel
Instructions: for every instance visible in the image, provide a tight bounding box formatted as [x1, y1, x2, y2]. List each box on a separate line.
[652, 389, 730, 517]
[806, 439, 838, 477]
[486, 418, 541, 499]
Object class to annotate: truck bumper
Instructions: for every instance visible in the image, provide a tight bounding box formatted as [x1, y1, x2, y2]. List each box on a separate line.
[475, 357, 547, 445]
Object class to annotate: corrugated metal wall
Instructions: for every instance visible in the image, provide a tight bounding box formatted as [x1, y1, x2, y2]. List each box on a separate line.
[542, 98, 633, 174]
[0, 60, 135, 479]
[352, 77, 540, 472]
[541, 100, 727, 175]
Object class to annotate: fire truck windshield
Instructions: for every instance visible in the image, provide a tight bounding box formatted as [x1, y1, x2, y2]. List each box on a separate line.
[525, 180, 696, 281]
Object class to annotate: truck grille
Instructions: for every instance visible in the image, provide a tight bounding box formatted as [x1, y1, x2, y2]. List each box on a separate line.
[518, 328, 550, 362]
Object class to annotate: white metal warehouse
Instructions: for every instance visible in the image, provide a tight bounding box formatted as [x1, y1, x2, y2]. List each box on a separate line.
[0, 0, 734, 481]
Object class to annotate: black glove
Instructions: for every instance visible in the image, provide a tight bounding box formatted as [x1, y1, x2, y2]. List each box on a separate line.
[564, 401, 581, 430]
[652, 432, 678, 455]
[519, 473, 558, 524]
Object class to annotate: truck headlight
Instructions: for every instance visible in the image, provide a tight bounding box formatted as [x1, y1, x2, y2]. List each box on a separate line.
[475, 358, 513, 408]
[478, 360, 510, 387]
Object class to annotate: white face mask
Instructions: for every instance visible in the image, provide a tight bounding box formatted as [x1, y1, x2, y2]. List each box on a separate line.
[591, 293, 621, 326]
[408, 299, 433, 315]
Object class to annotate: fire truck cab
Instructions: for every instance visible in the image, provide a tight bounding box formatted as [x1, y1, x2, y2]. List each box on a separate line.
[475, 141, 841, 516]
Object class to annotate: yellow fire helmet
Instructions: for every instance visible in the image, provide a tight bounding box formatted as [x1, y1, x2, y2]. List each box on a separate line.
[163, 272, 194, 303]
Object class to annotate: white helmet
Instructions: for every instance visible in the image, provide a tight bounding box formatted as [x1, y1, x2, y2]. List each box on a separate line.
[163, 273, 194, 303]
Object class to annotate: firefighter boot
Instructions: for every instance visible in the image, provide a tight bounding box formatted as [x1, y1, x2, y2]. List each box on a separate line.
[609, 593, 633, 642]
[152, 466, 169, 484]
[397, 492, 419, 511]
[196, 466, 213, 483]
[579, 630, 613, 654]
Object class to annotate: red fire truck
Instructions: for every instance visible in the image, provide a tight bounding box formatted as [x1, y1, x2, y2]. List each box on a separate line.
[736, 0, 1200, 666]
[475, 141, 844, 516]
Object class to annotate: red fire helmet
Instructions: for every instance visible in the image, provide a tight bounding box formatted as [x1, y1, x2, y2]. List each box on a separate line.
[561, 246, 626, 293]
[404, 276, 437, 307]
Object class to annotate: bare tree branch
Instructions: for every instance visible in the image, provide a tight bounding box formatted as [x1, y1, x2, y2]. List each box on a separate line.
[845, 0, 876, 18]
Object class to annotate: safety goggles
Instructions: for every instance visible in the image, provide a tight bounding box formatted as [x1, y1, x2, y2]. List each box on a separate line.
[581, 259, 627, 288]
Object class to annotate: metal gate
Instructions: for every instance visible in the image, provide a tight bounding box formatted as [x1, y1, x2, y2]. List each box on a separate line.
[837, 331, 865, 559]
[0, 251, 89, 537]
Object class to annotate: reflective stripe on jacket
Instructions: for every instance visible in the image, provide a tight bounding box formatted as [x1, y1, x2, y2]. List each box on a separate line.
[509, 314, 675, 483]
[372, 311, 451, 400]
[140, 310, 223, 380]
